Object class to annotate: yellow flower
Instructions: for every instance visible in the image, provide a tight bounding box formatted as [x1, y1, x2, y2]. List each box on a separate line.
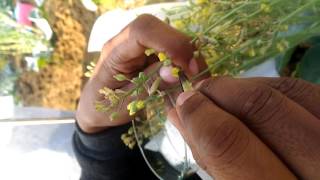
[205, 58, 214, 65]
[171, 67, 180, 78]
[280, 25, 289, 31]
[127, 100, 145, 116]
[195, 0, 207, 5]
[276, 43, 285, 52]
[127, 101, 135, 116]
[201, 7, 210, 17]
[127, 102, 133, 110]
[276, 40, 289, 53]
[136, 100, 145, 109]
[145, 48, 155, 56]
[173, 20, 184, 29]
[260, 3, 271, 13]
[248, 48, 256, 57]
[158, 52, 168, 62]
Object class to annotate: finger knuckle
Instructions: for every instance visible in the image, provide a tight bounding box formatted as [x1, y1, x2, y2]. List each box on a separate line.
[131, 14, 159, 34]
[102, 36, 116, 52]
[203, 120, 249, 164]
[240, 85, 274, 123]
[277, 78, 311, 99]
[197, 76, 227, 92]
[181, 93, 207, 118]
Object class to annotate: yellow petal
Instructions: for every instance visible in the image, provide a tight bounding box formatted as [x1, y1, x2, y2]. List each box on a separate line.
[158, 52, 168, 62]
[171, 67, 180, 78]
[136, 100, 145, 109]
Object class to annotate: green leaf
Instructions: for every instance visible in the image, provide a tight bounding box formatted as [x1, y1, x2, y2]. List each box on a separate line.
[109, 112, 119, 121]
[305, 35, 320, 46]
[297, 44, 320, 84]
[276, 48, 295, 75]
[138, 72, 147, 81]
[37, 57, 48, 69]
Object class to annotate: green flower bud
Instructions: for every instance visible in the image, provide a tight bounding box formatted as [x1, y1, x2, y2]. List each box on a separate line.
[109, 112, 119, 121]
[145, 48, 155, 56]
[113, 74, 127, 81]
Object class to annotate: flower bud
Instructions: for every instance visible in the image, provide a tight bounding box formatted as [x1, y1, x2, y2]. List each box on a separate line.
[113, 74, 127, 81]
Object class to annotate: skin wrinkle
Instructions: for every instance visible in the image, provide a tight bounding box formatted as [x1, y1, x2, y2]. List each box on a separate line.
[251, 77, 320, 120]
[222, 131, 250, 172]
[221, 123, 251, 169]
[246, 90, 284, 130]
[179, 93, 206, 121]
[214, 124, 240, 160]
[278, 78, 309, 100]
[205, 120, 240, 159]
[195, 77, 320, 179]
[277, 78, 300, 95]
[239, 86, 271, 118]
[178, 92, 275, 179]
[257, 95, 286, 128]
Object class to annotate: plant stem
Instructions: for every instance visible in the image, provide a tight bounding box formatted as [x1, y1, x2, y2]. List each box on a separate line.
[191, 3, 249, 43]
[279, 0, 316, 24]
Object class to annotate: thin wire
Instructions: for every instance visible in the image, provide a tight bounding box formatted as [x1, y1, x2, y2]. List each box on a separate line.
[132, 119, 164, 180]
[170, 74, 191, 179]
[166, 90, 190, 177]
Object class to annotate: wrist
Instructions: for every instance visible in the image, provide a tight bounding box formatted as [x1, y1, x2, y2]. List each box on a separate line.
[78, 122, 109, 134]
[75, 115, 110, 134]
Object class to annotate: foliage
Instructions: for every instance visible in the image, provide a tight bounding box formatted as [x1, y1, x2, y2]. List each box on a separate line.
[276, 35, 320, 84]
[297, 44, 320, 84]
[93, 0, 146, 12]
[0, 0, 13, 12]
[0, 9, 50, 97]
[166, 0, 320, 78]
[0, 58, 17, 96]
[0, 12, 49, 56]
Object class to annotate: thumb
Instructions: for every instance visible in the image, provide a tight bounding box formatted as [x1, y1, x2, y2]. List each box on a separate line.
[172, 91, 295, 180]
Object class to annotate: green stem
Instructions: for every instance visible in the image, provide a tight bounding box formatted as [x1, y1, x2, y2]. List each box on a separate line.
[278, 0, 317, 24]
[191, 3, 249, 43]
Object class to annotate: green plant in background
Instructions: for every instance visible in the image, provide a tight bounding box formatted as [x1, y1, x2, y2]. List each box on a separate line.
[0, 0, 14, 12]
[276, 35, 320, 84]
[0, 57, 17, 96]
[85, 0, 320, 150]
[0, 12, 49, 56]
[0, 6, 50, 97]
[93, 0, 177, 11]
[92, 0, 124, 7]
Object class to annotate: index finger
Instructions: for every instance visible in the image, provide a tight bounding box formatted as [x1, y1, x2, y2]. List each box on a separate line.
[196, 77, 320, 179]
[248, 77, 320, 119]
[172, 91, 295, 179]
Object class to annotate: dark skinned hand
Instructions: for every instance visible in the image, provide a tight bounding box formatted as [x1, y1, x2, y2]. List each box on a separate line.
[76, 14, 202, 133]
[76, 14, 320, 179]
[169, 77, 320, 179]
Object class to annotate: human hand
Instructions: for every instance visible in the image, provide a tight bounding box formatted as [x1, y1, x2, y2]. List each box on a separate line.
[76, 14, 204, 133]
[169, 77, 320, 179]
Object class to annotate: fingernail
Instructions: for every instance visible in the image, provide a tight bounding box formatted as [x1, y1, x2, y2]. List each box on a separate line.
[189, 58, 199, 75]
[177, 91, 196, 106]
[160, 66, 179, 83]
